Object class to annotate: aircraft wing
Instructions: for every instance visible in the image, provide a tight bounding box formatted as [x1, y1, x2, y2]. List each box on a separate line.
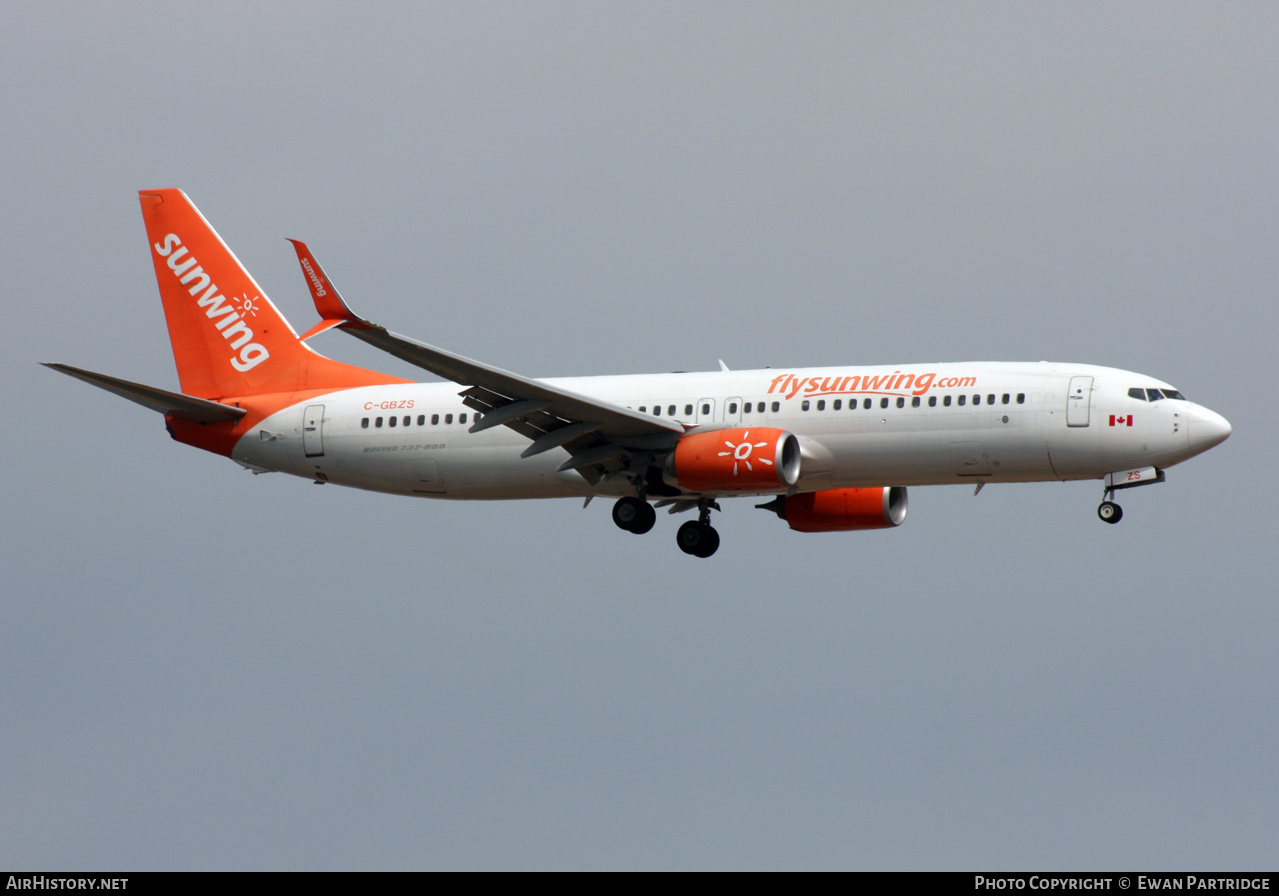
[288, 241, 684, 481]
[43, 363, 248, 423]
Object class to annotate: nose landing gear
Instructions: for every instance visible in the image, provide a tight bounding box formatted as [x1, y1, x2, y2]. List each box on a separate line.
[1096, 467, 1165, 524]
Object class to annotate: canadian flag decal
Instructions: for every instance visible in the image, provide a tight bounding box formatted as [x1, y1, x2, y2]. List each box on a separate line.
[1109, 415, 1134, 427]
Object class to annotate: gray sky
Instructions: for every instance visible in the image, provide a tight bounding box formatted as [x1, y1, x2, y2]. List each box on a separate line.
[2, 1, 1275, 870]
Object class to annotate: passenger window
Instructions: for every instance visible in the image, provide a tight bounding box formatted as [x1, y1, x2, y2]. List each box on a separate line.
[833, 399, 842, 410]
[668, 405, 676, 416]
[972, 395, 981, 406]
[702, 403, 711, 415]
[445, 414, 453, 424]
[389, 416, 397, 427]
[431, 414, 439, 425]
[772, 402, 780, 412]
[376, 417, 383, 427]
[402, 416, 410, 427]
[912, 396, 920, 408]
[958, 395, 966, 406]
[459, 413, 467, 424]
[639, 406, 647, 413]
[896, 397, 905, 408]
[802, 400, 810, 411]
[653, 406, 661, 416]
[417, 415, 425, 426]
[1016, 394, 1025, 404]
[863, 398, 872, 409]
[880, 398, 889, 409]
[728, 402, 738, 414]
[743, 402, 752, 414]
[684, 404, 693, 416]
[361, 418, 369, 429]
[1002, 394, 1010, 405]
[816, 400, 825, 411]
[928, 396, 936, 407]
[944, 396, 952, 407]
[987, 394, 995, 405]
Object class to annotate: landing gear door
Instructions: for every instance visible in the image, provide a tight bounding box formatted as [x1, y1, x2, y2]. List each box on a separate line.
[1066, 376, 1093, 427]
[303, 404, 326, 457]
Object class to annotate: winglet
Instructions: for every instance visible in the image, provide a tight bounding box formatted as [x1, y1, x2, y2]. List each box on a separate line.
[287, 239, 378, 340]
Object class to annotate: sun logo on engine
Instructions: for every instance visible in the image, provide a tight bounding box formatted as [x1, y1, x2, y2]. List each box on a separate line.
[718, 431, 773, 475]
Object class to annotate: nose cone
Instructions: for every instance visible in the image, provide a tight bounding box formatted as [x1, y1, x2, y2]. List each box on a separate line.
[1187, 405, 1232, 453]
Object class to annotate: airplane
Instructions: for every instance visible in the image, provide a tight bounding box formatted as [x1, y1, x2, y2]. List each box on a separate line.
[46, 189, 1232, 558]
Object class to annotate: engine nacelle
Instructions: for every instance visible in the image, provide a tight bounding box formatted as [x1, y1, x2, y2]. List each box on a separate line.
[667, 427, 801, 492]
[762, 487, 908, 532]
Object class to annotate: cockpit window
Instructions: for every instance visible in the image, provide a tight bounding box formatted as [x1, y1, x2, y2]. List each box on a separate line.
[1128, 387, 1147, 400]
[1162, 389, 1186, 400]
[1146, 388, 1165, 401]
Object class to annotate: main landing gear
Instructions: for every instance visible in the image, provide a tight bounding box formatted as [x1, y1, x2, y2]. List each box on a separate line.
[612, 495, 656, 534]
[676, 502, 720, 558]
[610, 495, 720, 558]
[676, 518, 719, 558]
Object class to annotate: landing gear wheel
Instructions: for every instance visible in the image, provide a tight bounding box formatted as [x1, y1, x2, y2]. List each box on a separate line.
[613, 496, 642, 531]
[677, 520, 720, 558]
[613, 496, 655, 534]
[631, 501, 656, 534]
[1097, 501, 1123, 524]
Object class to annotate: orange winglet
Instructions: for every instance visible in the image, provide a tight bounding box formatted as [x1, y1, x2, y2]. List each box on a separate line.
[287, 239, 377, 330]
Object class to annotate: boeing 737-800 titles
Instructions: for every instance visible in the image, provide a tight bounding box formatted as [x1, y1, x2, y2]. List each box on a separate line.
[47, 190, 1231, 557]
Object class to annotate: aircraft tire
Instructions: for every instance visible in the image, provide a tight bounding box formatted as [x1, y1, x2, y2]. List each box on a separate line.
[694, 525, 720, 558]
[1097, 501, 1123, 524]
[613, 496, 644, 531]
[630, 501, 657, 535]
[677, 520, 719, 557]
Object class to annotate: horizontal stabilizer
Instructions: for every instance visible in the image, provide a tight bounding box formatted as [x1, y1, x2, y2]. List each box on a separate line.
[43, 363, 247, 423]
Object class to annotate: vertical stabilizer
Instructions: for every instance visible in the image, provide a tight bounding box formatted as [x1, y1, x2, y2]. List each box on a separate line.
[139, 189, 406, 398]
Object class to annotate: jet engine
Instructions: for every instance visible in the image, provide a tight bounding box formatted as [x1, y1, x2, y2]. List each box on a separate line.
[666, 427, 801, 492]
[758, 487, 908, 532]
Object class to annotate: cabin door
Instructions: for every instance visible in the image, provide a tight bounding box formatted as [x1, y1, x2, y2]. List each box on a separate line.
[303, 404, 326, 457]
[1066, 377, 1093, 427]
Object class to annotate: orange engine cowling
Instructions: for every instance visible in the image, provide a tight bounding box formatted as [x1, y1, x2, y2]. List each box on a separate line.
[763, 487, 908, 532]
[667, 427, 801, 492]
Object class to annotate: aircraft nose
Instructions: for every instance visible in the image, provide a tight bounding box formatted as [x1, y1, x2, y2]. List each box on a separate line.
[1187, 405, 1231, 453]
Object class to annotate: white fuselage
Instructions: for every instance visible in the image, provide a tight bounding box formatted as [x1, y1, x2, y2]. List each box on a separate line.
[232, 361, 1230, 501]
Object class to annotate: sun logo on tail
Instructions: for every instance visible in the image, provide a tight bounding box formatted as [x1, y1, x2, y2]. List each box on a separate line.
[718, 431, 773, 475]
[235, 293, 260, 317]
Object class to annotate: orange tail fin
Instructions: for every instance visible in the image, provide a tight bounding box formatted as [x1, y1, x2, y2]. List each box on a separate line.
[139, 189, 407, 398]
